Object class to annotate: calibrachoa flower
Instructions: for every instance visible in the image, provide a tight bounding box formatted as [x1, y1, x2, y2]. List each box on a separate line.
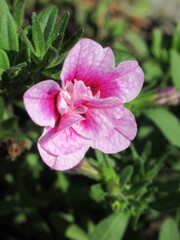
[24, 38, 144, 171]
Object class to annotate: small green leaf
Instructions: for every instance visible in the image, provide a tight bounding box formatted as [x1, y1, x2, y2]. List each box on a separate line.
[39, 6, 58, 42]
[170, 50, 180, 90]
[42, 67, 60, 80]
[0, 0, 19, 51]
[120, 165, 134, 190]
[128, 180, 149, 195]
[152, 28, 168, 62]
[32, 12, 46, 59]
[88, 211, 130, 240]
[18, 29, 35, 54]
[0, 49, 10, 70]
[143, 60, 163, 82]
[95, 150, 105, 164]
[46, 52, 67, 69]
[151, 192, 180, 212]
[12, 0, 26, 29]
[66, 224, 87, 240]
[144, 108, 180, 148]
[91, 183, 106, 198]
[172, 23, 180, 51]
[7, 62, 27, 78]
[159, 218, 180, 240]
[46, 12, 70, 50]
[125, 31, 149, 58]
[61, 28, 84, 53]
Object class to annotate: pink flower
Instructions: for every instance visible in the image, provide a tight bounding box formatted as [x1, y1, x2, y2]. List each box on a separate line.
[23, 38, 144, 171]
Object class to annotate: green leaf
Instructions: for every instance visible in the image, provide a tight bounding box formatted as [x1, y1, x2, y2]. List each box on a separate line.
[91, 183, 106, 198]
[46, 11, 70, 50]
[32, 12, 46, 59]
[88, 211, 130, 240]
[0, 49, 10, 70]
[46, 52, 67, 69]
[42, 67, 60, 80]
[95, 149, 105, 164]
[152, 28, 168, 62]
[39, 6, 58, 42]
[0, 96, 5, 120]
[114, 50, 135, 65]
[41, 46, 58, 68]
[128, 180, 149, 195]
[7, 62, 27, 78]
[151, 192, 180, 212]
[159, 218, 180, 240]
[61, 28, 84, 53]
[17, 29, 35, 54]
[170, 50, 180, 90]
[13, 47, 31, 65]
[65, 224, 87, 240]
[125, 31, 149, 58]
[120, 165, 134, 190]
[172, 23, 180, 51]
[144, 108, 180, 148]
[12, 0, 26, 29]
[143, 60, 163, 82]
[0, 0, 19, 51]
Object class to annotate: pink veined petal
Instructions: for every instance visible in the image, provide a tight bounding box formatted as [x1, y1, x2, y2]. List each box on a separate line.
[73, 97, 124, 139]
[115, 108, 137, 141]
[83, 96, 122, 108]
[93, 61, 144, 103]
[23, 80, 60, 127]
[38, 131, 90, 171]
[60, 38, 143, 103]
[58, 110, 85, 131]
[54, 144, 90, 171]
[60, 38, 115, 89]
[39, 125, 90, 156]
[91, 108, 137, 153]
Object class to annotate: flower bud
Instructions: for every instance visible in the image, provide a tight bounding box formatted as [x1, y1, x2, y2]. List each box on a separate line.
[156, 87, 180, 105]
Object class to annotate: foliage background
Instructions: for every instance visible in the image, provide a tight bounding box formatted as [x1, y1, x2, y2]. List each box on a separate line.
[0, 0, 180, 239]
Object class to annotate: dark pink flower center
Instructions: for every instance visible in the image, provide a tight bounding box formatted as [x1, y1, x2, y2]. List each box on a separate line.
[56, 80, 96, 116]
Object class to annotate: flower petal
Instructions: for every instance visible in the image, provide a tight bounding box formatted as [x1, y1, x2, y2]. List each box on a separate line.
[73, 97, 124, 138]
[23, 80, 60, 127]
[38, 126, 90, 170]
[58, 110, 85, 131]
[94, 61, 144, 103]
[91, 108, 137, 153]
[38, 139, 89, 171]
[60, 38, 115, 89]
[115, 108, 137, 141]
[39, 125, 90, 156]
